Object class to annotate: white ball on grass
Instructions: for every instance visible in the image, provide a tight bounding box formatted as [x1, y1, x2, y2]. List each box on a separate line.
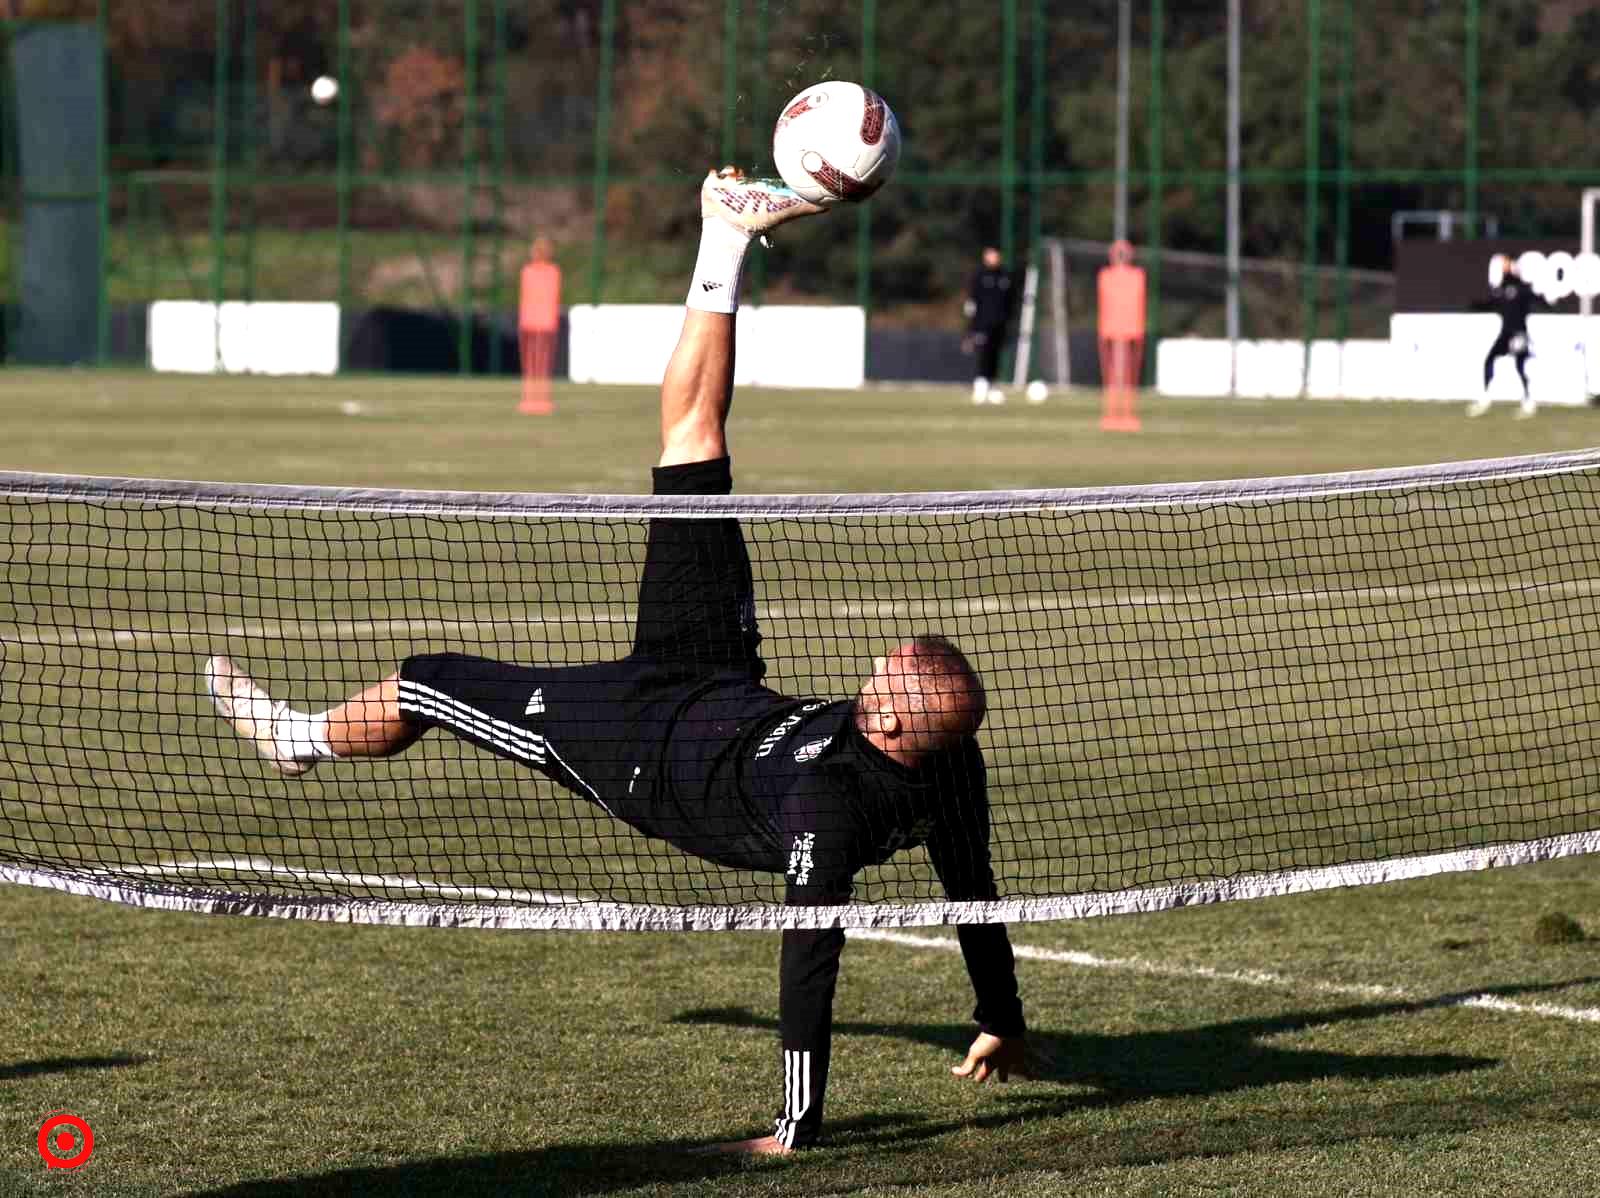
[311, 76, 340, 106]
[1026, 380, 1050, 404]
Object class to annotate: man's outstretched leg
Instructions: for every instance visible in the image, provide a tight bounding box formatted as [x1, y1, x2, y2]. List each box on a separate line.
[633, 169, 825, 683]
[664, 167, 822, 464]
[206, 169, 822, 777]
[1514, 349, 1537, 419]
[206, 657, 417, 775]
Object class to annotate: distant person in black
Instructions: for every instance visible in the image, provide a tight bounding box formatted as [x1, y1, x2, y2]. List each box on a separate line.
[1467, 254, 1539, 419]
[964, 245, 1016, 405]
[206, 167, 1028, 1155]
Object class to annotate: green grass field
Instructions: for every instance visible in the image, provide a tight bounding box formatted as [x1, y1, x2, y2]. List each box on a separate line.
[5, 371, 1600, 1196]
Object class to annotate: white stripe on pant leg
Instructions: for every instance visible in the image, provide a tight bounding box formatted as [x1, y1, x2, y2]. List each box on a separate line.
[398, 683, 543, 754]
[398, 688, 547, 766]
[400, 679, 604, 807]
[773, 1055, 789, 1147]
[404, 695, 545, 765]
[784, 1050, 799, 1149]
[787, 1050, 798, 1141]
[779, 1049, 810, 1148]
[777, 1051, 794, 1146]
[399, 681, 540, 749]
[397, 681, 548, 763]
[400, 692, 545, 762]
[542, 738, 603, 805]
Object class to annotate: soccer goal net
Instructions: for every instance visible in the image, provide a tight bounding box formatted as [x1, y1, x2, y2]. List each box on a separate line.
[1012, 237, 1399, 389]
[4, 451, 1600, 931]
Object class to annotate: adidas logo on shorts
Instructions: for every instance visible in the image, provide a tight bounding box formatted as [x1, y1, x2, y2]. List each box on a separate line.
[524, 688, 545, 717]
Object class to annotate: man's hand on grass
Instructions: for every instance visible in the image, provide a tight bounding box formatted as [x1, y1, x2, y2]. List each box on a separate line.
[951, 1032, 1032, 1084]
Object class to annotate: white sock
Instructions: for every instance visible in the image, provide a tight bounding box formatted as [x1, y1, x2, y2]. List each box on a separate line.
[273, 708, 336, 761]
[686, 218, 753, 314]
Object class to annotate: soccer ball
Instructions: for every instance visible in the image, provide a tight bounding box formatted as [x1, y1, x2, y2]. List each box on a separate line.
[311, 75, 340, 106]
[1026, 380, 1050, 404]
[772, 81, 901, 206]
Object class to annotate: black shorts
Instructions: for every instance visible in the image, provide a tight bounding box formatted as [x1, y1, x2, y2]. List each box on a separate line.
[971, 327, 1005, 379]
[1489, 329, 1530, 359]
[396, 457, 765, 820]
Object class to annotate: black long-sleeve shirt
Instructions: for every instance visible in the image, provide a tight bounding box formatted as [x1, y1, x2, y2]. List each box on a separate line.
[652, 680, 1024, 1149]
[966, 265, 1017, 335]
[1475, 275, 1538, 337]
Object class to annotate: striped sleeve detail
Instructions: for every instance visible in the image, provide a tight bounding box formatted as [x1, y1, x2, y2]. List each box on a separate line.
[772, 1049, 813, 1149]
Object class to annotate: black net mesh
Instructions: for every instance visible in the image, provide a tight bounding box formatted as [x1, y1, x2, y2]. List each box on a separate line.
[3, 454, 1600, 929]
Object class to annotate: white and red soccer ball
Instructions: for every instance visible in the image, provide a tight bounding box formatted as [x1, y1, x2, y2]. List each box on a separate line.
[772, 81, 902, 206]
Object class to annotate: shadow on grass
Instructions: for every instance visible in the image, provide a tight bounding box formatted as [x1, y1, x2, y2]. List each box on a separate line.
[0, 1054, 148, 1082]
[176, 1131, 854, 1198]
[674, 975, 1600, 1099]
[175, 977, 1599, 1197]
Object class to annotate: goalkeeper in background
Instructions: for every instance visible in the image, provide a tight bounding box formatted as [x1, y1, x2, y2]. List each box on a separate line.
[963, 245, 1017, 405]
[1467, 253, 1539, 419]
[206, 167, 1028, 1155]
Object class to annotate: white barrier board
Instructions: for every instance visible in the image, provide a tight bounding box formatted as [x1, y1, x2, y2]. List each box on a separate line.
[1157, 318, 1600, 405]
[1389, 313, 1599, 405]
[568, 304, 866, 389]
[150, 302, 341, 376]
[1156, 339, 1392, 399]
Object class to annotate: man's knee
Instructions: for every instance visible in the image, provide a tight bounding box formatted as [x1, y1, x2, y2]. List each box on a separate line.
[659, 418, 727, 467]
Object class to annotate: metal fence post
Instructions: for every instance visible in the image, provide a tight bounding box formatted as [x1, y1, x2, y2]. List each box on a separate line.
[1300, 0, 1322, 395]
[209, 0, 231, 367]
[459, 0, 480, 375]
[489, 0, 508, 376]
[335, 0, 351, 370]
[589, 0, 616, 305]
[1335, 0, 1353, 350]
[96, 0, 110, 364]
[721, 0, 739, 167]
[1002, 0, 1017, 266]
[1465, 0, 1479, 238]
[749, 0, 769, 306]
[1146, 0, 1164, 381]
[855, 0, 876, 322]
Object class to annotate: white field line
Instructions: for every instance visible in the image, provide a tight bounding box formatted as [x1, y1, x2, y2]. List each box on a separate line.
[6, 575, 1599, 651]
[79, 857, 1600, 1027]
[847, 928, 1600, 1027]
[105, 856, 586, 905]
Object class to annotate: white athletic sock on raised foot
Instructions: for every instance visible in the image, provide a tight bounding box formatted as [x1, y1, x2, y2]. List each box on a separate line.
[686, 218, 753, 315]
[272, 708, 337, 762]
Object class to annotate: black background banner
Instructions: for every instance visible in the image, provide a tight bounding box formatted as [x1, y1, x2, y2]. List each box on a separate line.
[1396, 239, 1588, 314]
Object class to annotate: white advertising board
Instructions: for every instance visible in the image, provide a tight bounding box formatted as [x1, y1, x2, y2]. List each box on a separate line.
[1389, 314, 1598, 405]
[1156, 339, 1392, 399]
[568, 304, 866, 389]
[1157, 319, 1600, 406]
[149, 302, 341, 376]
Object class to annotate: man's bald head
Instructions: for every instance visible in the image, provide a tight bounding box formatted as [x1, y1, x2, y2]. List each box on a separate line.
[855, 635, 986, 763]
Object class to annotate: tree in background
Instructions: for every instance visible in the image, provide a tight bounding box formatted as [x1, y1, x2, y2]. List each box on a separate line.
[371, 45, 466, 171]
